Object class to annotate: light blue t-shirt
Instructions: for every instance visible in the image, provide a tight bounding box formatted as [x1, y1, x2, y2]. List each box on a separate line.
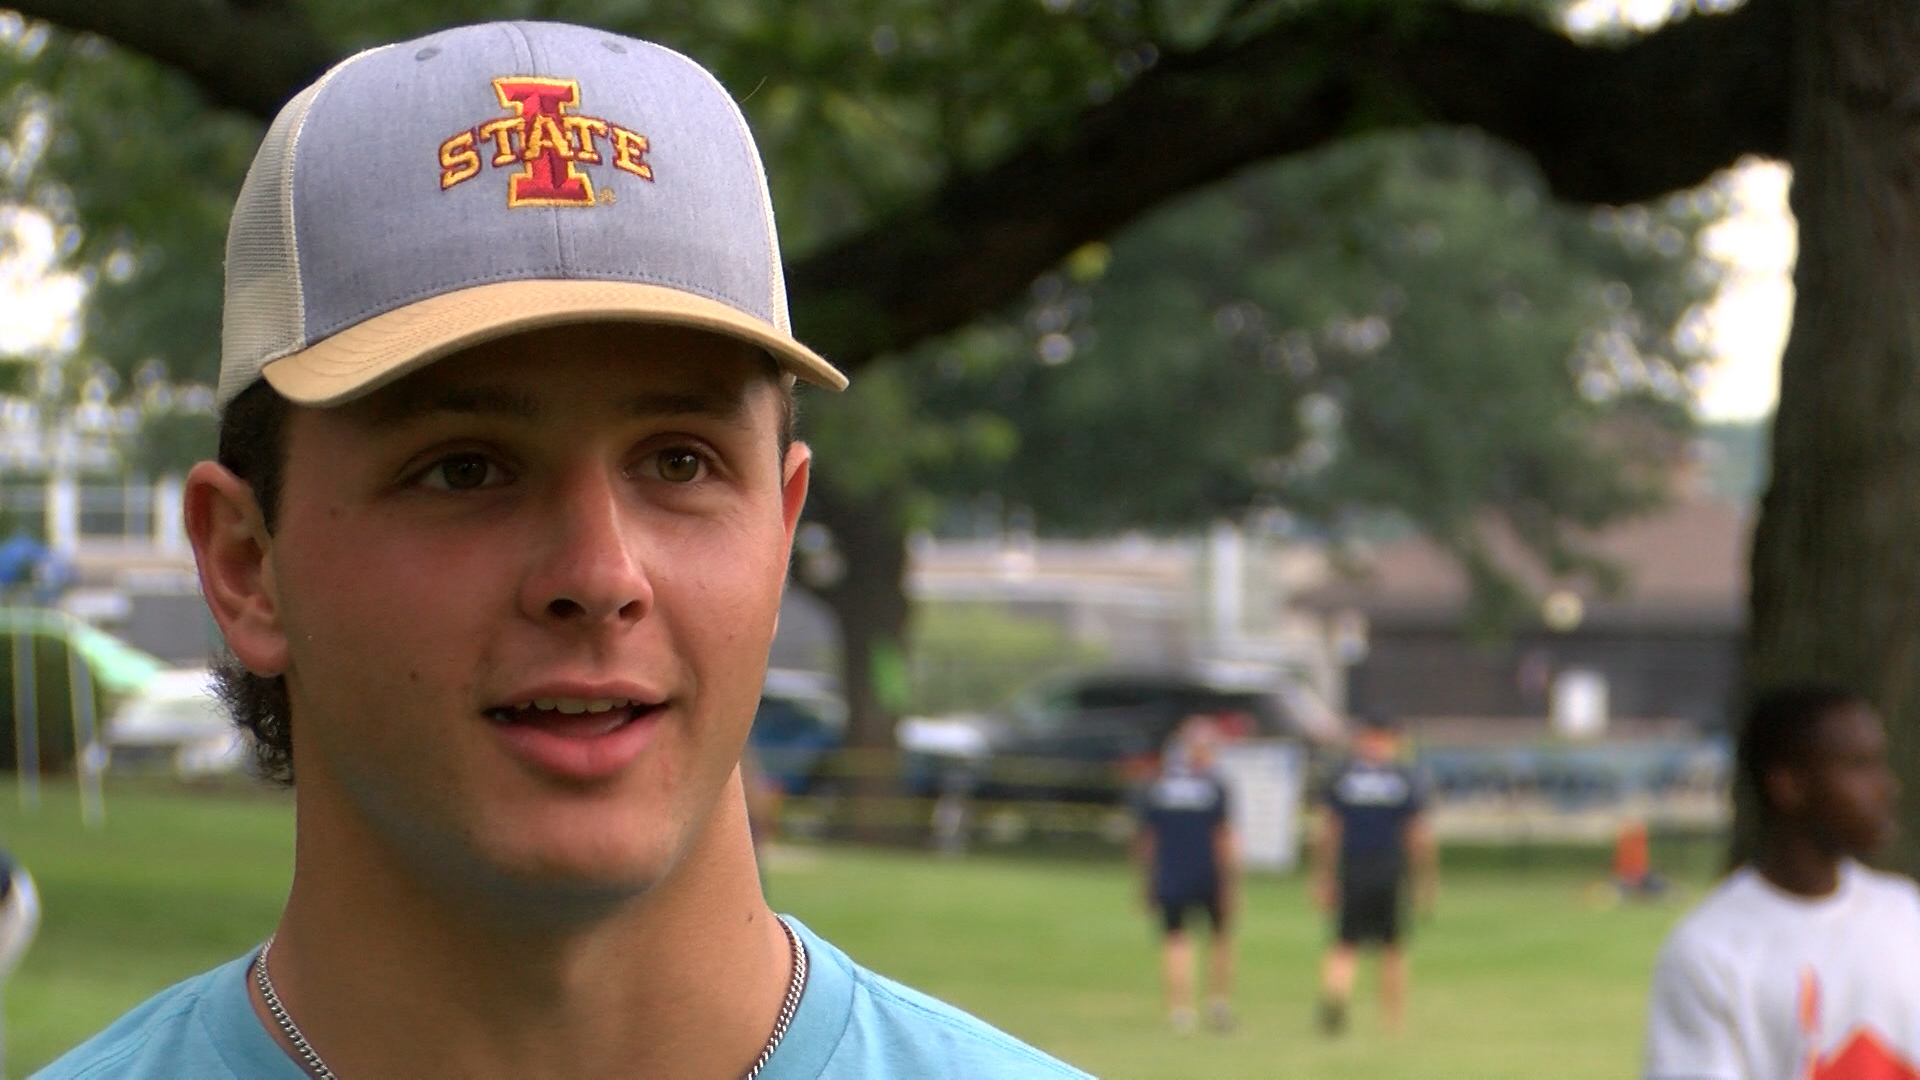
[34, 917, 1090, 1079]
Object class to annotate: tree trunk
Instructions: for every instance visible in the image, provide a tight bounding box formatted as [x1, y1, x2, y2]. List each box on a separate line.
[1743, 0, 1920, 873]
[804, 477, 913, 839]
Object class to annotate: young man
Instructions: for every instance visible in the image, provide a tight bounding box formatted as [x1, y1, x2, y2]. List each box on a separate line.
[1311, 713, 1436, 1036]
[1644, 685, 1919, 1080]
[40, 22, 1086, 1080]
[1133, 715, 1239, 1034]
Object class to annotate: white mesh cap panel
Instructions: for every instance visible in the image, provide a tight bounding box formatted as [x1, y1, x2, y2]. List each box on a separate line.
[217, 56, 366, 406]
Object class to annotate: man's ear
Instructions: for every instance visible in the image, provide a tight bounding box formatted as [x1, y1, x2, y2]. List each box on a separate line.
[779, 441, 812, 551]
[184, 460, 288, 677]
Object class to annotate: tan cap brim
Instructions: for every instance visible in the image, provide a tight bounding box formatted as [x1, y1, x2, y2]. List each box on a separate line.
[261, 279, 848, 406]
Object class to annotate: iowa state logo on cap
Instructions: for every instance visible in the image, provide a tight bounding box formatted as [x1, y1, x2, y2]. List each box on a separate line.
[437, 77, 652, 207]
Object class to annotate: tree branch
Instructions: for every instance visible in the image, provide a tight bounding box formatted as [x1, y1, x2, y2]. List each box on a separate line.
[790, 0, 1789, 370]
[1403, 0, 1791, 205]
[15, 0, 1789, 375]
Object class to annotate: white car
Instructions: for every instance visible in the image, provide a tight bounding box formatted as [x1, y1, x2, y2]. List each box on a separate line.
[105, 669, 247, 777]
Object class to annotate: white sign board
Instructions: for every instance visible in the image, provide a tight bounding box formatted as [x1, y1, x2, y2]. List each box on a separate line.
[1215, 739, 1307, 873]
[1551, 668, 1609, 740]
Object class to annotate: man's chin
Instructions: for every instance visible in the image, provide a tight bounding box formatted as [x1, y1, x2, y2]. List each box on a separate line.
[1843, 817, 1901, 860]
[421, 812, 686, 915]
[1875, 817, 1902, 851]
[465, 849, 679, 925]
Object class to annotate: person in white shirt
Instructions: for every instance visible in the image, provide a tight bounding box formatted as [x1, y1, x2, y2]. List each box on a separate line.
[1643, 685, 1919, 1080]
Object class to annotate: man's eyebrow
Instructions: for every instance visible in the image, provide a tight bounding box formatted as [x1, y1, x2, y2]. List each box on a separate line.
[623, 389, 751, 423]
[366, 385, 542, 426]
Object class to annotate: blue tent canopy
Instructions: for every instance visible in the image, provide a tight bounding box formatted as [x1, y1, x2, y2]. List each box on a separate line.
[0, 534, 49, 586]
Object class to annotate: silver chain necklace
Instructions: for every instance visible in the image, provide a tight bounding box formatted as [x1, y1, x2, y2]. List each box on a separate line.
[253, 917, 809, 1080]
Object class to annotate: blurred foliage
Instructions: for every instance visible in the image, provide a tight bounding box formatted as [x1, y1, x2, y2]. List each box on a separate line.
[800, 334, 1022, 524]
[0, 15, 260, 387]
[889, 128, 1716, 628]
[130, 406, 218, 478]
[906, 601, 1107, 716]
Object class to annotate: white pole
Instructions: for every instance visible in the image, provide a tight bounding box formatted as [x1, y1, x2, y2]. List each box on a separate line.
[46, 473, 76, 557]
[153, 477, 186, 555]
[1209, 521, 1244, 654]
[67, 644, 102, 828]
[11, 632, 35, 811]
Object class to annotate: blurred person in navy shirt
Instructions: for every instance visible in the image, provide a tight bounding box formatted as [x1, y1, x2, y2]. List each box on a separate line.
[1134, 715, 1239, 1034]
[1312, 713, 1436, 1036]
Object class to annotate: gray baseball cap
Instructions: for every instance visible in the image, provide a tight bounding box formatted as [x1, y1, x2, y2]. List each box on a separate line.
[219, 20, 847, 408]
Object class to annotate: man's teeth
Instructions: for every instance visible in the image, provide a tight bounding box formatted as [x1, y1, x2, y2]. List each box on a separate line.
[514, 698, 633, 715]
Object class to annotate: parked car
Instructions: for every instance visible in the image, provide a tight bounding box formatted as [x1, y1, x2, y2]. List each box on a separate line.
[748, 668, 846, 795]
[105, 668, 248, 777]
[898, 666, 1340, 804]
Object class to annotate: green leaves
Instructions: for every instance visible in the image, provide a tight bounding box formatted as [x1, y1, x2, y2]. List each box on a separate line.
[904, 127, 1709, 632]
[0, 20, 259, 385]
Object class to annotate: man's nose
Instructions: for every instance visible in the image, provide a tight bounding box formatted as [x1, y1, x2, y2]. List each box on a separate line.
[520, 464, 652, 627]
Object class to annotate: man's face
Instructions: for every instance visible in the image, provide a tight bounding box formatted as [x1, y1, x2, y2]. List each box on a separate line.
[1796, 700, 1900, 857]
[1355, 728, 1398, 764]
[260, 323, 807, 899]
[1182, 721, 1220, 770]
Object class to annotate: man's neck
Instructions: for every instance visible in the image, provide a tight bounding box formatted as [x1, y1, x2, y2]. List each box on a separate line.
[1753, 828, 1846, 899]
[256, 776, 792, 1080]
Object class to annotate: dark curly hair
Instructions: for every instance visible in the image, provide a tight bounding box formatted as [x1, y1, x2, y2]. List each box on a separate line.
[211, 381, 296, 784]
[212, 359, 798, 786]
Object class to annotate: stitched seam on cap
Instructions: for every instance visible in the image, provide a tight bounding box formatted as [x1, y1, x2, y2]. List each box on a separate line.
[304, 269, 765, 344]
[638, 39, 789, 336]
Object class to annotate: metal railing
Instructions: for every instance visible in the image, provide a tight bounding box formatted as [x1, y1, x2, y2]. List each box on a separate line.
[756, 741, 1731, 853]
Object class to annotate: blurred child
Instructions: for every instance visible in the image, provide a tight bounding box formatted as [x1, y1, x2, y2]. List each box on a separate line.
[1134, 715, 1239, 1033]
[1644, 685, 1919, 1079]
[1612, 816, 1668, 900]
[1312, 713, 1436, 1036]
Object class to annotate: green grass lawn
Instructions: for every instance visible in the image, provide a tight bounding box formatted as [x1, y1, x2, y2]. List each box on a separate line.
[2, 781, 1710, 1077]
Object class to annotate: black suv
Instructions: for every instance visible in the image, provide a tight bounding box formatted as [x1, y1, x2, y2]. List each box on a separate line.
[898, 669, 1329, 804]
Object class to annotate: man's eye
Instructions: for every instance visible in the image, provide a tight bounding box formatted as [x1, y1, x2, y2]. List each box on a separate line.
[425, 454, 500, 491]
[658, 451, 702, 483]
[655, 449, 705, 484]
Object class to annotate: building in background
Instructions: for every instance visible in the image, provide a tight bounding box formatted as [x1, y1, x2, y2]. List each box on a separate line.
[1299, 498, 1748, 741]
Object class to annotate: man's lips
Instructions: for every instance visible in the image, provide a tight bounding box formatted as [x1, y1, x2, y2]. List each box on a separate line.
[483, 696, 668, 780]
[484, 697, 661, 736]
